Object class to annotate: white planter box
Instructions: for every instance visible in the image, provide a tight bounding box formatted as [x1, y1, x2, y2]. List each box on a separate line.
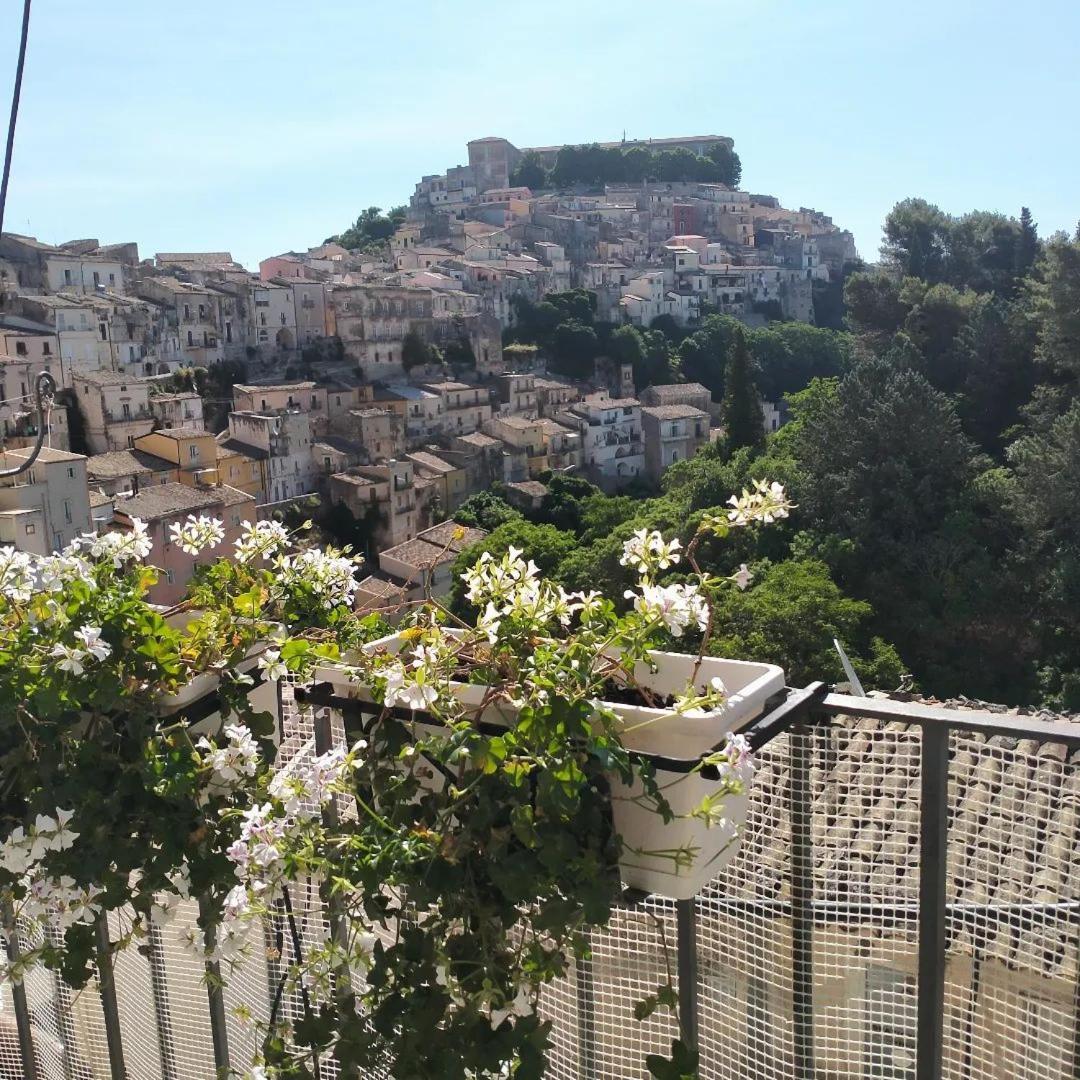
[154, 669, 281, 741]
[314, 633, 783, 899]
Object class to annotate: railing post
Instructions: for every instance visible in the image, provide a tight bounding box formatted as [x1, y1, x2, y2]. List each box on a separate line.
[146, 923, 180, 1080]
[94, 914, 127, 1079]
[575, 933, 596, 1080]
[46, 924, 79, 1080]
[917, 722, 949, 1080]
[2, 899, 39, 1080]
[790, 719, 815, 1080]
[314, 708, 356, 1016]
[199, 896, 232, 1078]
[676, 898, 699, 1055]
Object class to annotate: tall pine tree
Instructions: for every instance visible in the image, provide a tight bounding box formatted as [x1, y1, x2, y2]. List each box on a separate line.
[1016, 206, 1039, 277]
[721, 327, 765, 451]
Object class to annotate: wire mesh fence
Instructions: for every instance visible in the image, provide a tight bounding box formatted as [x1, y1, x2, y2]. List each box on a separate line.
[3, 695, 1078, 1079]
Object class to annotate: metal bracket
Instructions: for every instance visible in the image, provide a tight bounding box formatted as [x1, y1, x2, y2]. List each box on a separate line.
[0, 370, 57, 478]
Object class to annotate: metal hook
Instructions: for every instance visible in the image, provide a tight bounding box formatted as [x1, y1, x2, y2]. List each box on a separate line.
[0, 370, 57, 479]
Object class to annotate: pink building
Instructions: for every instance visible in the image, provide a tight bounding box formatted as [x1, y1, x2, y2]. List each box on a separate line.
[259, 254, 315, 282]
[111, 481, 256, 605]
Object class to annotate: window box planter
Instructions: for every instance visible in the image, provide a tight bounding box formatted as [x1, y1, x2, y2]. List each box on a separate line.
[153, 612, 283, 740]
[313, 632, 783, 900]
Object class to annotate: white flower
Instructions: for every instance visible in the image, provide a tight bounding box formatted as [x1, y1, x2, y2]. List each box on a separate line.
[169, 514, 225, 556]
[733, 564, 753, 591]
[277, 547, 361, 610]
[234, 519, 289, 563]
[626, 582, 709, 638]
[80, 519, 153, 567]
[388, 681, 438, 711]
[0, 546, 36, 603]
[727, 479, 792, 527]
[74, 625, 111, 662]
[257, 649, 288, 682]
[198, 723, 260, 789]
[49, 643, 88, 677]
[620, 529, 682, 578]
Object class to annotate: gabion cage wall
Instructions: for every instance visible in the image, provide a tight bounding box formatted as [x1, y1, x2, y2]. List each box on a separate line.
[3, 695, 1079, 1080]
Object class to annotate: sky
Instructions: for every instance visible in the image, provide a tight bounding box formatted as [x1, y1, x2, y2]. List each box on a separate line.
[2, 0, 1078, 270]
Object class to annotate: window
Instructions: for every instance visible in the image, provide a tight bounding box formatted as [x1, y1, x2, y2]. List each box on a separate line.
[63, 499, 72, 524]
[41, 342, 50, 356]
[109, 273, 116, 285]
[54, 532, 63, 550]
[67, 467, 74, 479]
[187, 331, 194, 346]
[64, 269, 72, 285]
[198, 305, 206, 320]
[189, 445, 198, 461]
[127, 436, 134, 448]
[15, 341, 26, 356]
[93, 271, 100, 286]
[100, 323, 108, 341]
[184, 304, 191, 320]
[24, 523, 34, 535]
[164, 569, 174, 585]
[225, 321, 232, 343]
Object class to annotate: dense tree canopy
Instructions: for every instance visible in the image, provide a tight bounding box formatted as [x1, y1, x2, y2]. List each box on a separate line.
[326, 206, 407, 253]
[545, 141, 741, 189]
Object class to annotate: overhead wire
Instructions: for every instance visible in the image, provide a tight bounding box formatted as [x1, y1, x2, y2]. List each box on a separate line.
[0, 0, 33, 236]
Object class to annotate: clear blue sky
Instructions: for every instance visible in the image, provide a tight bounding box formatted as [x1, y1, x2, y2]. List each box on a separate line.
[2, 0, 1077, 269]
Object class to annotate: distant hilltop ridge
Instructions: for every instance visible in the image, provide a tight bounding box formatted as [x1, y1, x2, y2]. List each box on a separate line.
[464, 134, 734, 192]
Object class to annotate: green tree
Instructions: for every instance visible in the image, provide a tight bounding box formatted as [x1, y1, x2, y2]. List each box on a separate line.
[402, 330, 437, 371]
[453, 491, 522, 532]
[706, 559, 905, 688]
[843, 271, 912, 344]
[550, 319, 598, 378]
[1016, 206, 1040, 277]
[881, 198, 953, 282]
[328, 206, 407, 253]
[1026, 231, 1080, 382]
[509, 151, 548, 190]
[705, 142, 742, 187]
[1006, 402, 1080, 707]
[720, 328, 765, 452]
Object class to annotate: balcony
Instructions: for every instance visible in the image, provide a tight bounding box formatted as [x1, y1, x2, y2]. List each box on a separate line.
[6, 688, 1076, 1079]
[103, 405, 153, 422]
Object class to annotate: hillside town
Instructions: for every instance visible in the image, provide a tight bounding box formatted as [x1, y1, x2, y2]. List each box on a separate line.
[0, 132, 854, 606]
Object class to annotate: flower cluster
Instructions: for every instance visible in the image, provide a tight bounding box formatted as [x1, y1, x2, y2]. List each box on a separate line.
[0, 809, 78, 875]
[277, 547, 362, 610]
[20, 874, 102, 929]
[627, 581, 709, 637]
[169, 514, 225, 555]
[75, 519, 153, 568]
[726, 479, 792, 527]
[198, 723, 260, 793]
[49, 624, 111, 676]
[463, 546, 600, 640]
[234, 519, 290, 564]
[381, 644, 442, 711]
[619, 529, 682, 578]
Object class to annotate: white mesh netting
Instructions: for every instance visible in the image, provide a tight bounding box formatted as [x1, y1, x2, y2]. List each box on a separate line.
[4, 696, 1078, 1079]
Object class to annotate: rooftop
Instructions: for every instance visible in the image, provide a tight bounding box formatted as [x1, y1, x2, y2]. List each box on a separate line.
[0, 445, 85, 466]
[86, 449, 170, 479]
[417, 520, 486, 552]
[140, 426, 210, 441]
[643, 382, 711, 399]
[234, 382, 317, 395]
[641, 404, 710, 420]
[407, 451, 458, 475]
[113, 481, 226, 521]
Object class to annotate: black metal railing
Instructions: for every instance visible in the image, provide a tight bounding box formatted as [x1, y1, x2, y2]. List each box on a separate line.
[3, 686, 1079, 1080]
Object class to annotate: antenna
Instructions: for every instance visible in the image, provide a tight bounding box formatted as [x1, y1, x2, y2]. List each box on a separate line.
[833, 638, 866, 696]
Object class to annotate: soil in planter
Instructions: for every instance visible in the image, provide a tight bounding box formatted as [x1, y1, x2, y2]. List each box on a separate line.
[599, 680, 678, 710]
